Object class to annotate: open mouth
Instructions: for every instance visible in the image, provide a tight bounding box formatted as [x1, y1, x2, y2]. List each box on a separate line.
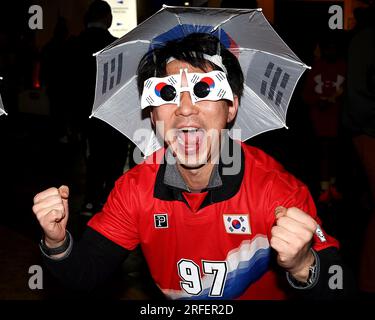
[176, 127, 205, 155]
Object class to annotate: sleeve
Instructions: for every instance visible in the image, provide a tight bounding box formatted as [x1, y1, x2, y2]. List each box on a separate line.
[42, 227, 130, 293]
[87, 173, 140, 250]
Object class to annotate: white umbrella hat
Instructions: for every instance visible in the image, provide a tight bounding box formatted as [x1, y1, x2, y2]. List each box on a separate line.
[90, 5, 310, 157]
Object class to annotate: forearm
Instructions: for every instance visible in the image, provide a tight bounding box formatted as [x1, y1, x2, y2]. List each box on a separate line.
[41, 227, 129, 292]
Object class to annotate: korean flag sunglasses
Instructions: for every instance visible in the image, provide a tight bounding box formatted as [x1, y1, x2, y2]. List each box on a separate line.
[141, 69, 234, 109]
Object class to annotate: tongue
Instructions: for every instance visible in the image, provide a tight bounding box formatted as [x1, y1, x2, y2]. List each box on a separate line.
[181, 130, 204, 146]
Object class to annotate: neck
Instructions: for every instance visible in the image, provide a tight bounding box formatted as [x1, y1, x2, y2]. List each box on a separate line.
[177, 162, 215, 193]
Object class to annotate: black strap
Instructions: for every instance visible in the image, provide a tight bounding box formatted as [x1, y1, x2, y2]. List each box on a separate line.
[39, 230, 72, 256]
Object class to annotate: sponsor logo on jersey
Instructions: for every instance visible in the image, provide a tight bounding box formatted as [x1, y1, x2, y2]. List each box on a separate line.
[315, 225, 327, 242]
[223, 214, 251, 234]
[154, 213, 168, 228]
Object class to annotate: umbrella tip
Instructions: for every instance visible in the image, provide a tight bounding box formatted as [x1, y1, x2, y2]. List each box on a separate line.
[257, 8, 263, 12]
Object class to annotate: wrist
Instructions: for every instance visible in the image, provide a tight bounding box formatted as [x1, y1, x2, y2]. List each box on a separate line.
[40, 230, 72, 257]
[44, 236, 66, 249]
[290, 250, 315, 282]
[287, 249, 320, 290]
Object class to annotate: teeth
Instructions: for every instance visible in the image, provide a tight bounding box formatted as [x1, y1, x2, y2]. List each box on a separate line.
[179, 127, 199, 132]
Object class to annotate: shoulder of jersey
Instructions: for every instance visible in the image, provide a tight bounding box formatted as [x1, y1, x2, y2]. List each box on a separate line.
[241, 142, 284, 172]
[120, 148, 165, 185]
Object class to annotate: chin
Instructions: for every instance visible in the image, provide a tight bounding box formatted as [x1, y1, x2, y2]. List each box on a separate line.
[175, 150, 210, 169]
[179, 162, 206, 170]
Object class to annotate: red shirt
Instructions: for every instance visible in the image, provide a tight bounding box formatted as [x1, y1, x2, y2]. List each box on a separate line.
[88, 142, 338, 299]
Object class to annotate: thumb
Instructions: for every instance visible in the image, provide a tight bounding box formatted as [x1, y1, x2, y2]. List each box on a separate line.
[275, 206, 287, 220]
[58, 185, 69, 215]
[58, 185, 69, 199]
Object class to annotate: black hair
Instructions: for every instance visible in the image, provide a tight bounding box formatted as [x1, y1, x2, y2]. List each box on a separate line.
[137, 33, 244, 103]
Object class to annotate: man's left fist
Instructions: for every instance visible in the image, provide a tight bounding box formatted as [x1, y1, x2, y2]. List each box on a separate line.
[270, 206, 317, 282]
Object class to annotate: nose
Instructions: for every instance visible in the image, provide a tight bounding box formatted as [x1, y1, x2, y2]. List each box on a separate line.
[175, 69, 198, 117]
[175, 91, 198, 117]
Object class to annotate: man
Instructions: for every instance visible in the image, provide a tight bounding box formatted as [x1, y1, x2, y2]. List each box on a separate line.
[32, 33, 353, 299]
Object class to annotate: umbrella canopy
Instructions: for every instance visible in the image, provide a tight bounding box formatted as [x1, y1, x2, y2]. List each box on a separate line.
[91, 5, 309, 157]
[0, 77, 6, 116]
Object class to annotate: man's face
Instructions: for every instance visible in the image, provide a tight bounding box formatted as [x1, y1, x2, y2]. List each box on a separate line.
[150, 59, 238, 168]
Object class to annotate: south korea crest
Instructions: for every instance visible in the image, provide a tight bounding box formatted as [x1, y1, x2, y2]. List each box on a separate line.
[223, 214, 251, 234]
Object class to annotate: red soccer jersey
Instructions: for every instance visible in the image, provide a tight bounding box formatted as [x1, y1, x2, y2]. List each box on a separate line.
[88, 142, 339, 299]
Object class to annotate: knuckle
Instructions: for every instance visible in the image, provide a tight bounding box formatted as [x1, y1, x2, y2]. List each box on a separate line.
[35, 213, 44, 223]
[48, 187, 59, 194]
[33, 194, 40, 203]
[34, 188, 58, 201]
[287, 207, 298, 215]
[270, 237, 277, 247]
[276, 217, 285, 226]
[32, 204, 38, 214]
[271, 226, 277, 236]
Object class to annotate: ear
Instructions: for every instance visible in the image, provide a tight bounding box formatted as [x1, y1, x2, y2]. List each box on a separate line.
[227, 95, 239, 123]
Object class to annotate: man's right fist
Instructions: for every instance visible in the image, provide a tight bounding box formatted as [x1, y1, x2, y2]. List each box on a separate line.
[32, 185, 69, 248]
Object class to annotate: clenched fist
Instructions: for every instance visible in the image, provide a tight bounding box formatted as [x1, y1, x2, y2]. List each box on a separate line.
[270, 206, 317, 282]
[32, 185, 69, 248]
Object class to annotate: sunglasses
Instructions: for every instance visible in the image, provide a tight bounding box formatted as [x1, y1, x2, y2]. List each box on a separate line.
[141, 69, 233, 109]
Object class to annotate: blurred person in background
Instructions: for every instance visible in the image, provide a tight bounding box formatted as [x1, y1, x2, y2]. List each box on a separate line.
[344, 4, 375, 297]
[303, 33, 346, 204]
[66, 0, 133, 216]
